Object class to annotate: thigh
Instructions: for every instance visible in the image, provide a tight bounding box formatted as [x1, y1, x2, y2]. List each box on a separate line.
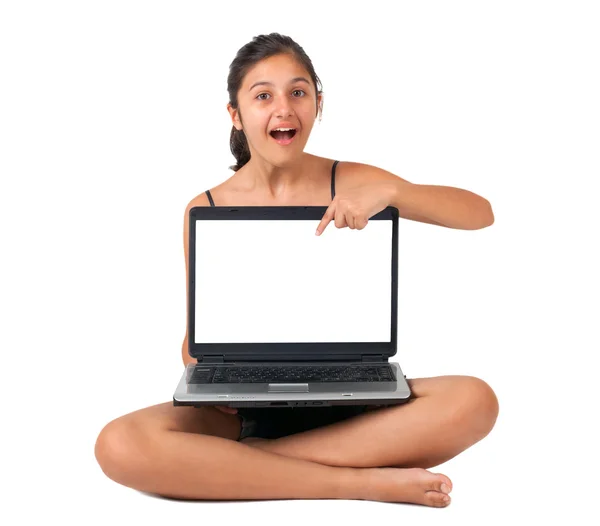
[108, 401, 242, 441]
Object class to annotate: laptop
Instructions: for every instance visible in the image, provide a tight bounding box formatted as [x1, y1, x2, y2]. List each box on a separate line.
[173, 205, 412, 409]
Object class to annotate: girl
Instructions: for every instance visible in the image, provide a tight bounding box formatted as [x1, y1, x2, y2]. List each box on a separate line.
[95, 33, 499, 507]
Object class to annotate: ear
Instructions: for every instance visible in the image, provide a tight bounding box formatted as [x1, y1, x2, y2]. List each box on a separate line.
[227, 103, 243, 131]
[316, 92, 324, 119]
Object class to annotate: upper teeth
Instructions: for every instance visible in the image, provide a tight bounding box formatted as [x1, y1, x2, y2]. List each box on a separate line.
[273, 127, 295, 132]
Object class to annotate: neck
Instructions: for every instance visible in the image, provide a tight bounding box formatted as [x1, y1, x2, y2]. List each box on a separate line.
[242, 154, 315, 199]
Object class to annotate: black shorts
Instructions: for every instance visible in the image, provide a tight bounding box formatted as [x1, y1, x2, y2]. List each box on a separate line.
[237, 404, 372, 440]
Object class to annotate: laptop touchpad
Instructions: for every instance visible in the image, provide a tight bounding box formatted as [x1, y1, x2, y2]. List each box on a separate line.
[268, 383, 309, 392]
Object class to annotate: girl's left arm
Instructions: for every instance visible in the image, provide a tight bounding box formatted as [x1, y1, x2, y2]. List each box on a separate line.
[371, 165, 495, 230]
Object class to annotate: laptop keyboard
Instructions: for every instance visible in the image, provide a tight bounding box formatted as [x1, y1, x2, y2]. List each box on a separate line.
[189, 364, 396, 384]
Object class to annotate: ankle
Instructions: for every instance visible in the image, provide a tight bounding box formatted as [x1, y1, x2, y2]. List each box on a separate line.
[337, 467, 369, 500]
[354, 467, 389, 502]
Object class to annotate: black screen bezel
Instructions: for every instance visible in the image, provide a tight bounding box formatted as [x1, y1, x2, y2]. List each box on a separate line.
[188, 206, 399, 362]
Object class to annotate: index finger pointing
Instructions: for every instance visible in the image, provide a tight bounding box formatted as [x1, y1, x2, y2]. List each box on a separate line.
[315, 204, 335, 236]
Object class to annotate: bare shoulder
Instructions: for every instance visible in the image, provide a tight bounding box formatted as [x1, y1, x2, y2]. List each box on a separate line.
[185, 189, 211, 212]
[336, 160, 412, 188]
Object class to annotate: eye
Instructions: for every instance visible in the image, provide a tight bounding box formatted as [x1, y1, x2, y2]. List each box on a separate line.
[256, 89, 306, 101]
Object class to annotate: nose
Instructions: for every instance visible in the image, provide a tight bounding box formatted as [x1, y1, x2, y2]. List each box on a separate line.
[274, 97, 294, 118]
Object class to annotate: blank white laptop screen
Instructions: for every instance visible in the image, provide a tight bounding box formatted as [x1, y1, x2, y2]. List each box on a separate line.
[194, 219, 392, 343]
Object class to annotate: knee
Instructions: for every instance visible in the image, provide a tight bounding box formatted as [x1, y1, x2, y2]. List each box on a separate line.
[451, 376, 500, 440]
[94, 417, 148, 485]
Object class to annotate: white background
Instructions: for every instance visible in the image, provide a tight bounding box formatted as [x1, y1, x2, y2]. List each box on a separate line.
[1, 1, 598, 524]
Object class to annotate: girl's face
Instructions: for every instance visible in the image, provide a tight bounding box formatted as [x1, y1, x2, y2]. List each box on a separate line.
[228, 53, 321, 166]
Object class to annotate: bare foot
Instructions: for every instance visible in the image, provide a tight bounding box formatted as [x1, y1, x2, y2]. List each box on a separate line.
[361, 467, 453, 507]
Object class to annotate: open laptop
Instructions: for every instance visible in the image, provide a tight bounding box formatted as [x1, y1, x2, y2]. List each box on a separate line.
[173, 205, 412, 409]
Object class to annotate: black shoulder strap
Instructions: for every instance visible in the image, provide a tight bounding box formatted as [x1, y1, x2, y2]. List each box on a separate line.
[205, 190, 215, 207]
[331, 160, 340, 200]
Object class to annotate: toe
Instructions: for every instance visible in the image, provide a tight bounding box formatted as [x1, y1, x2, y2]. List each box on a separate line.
[427, 476, 451, 495]
[425, 491, 451, 507]
[433, 472, 453, 492]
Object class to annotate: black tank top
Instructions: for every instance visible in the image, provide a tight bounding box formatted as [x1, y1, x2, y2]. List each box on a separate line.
[205, 160, 340, 206]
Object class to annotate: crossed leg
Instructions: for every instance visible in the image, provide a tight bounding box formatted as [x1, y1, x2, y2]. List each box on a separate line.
[242, 375, 499, 473]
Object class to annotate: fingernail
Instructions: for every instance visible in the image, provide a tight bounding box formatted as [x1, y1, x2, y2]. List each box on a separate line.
[315, 230, 320, 236]
[441, 483, 450, 494]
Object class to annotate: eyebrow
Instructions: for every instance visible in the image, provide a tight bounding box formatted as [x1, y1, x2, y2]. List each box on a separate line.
[248, 77, 311, 92]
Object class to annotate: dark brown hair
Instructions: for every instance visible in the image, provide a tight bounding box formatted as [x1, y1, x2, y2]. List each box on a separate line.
[227, 33, 323, 171]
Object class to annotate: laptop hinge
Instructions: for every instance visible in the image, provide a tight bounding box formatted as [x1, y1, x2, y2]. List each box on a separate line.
[362, 354, 385, 362]
[200, 355, 225, 364]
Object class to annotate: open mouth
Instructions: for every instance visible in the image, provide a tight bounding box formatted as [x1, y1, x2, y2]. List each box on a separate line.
[269, 128, 297, 144]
